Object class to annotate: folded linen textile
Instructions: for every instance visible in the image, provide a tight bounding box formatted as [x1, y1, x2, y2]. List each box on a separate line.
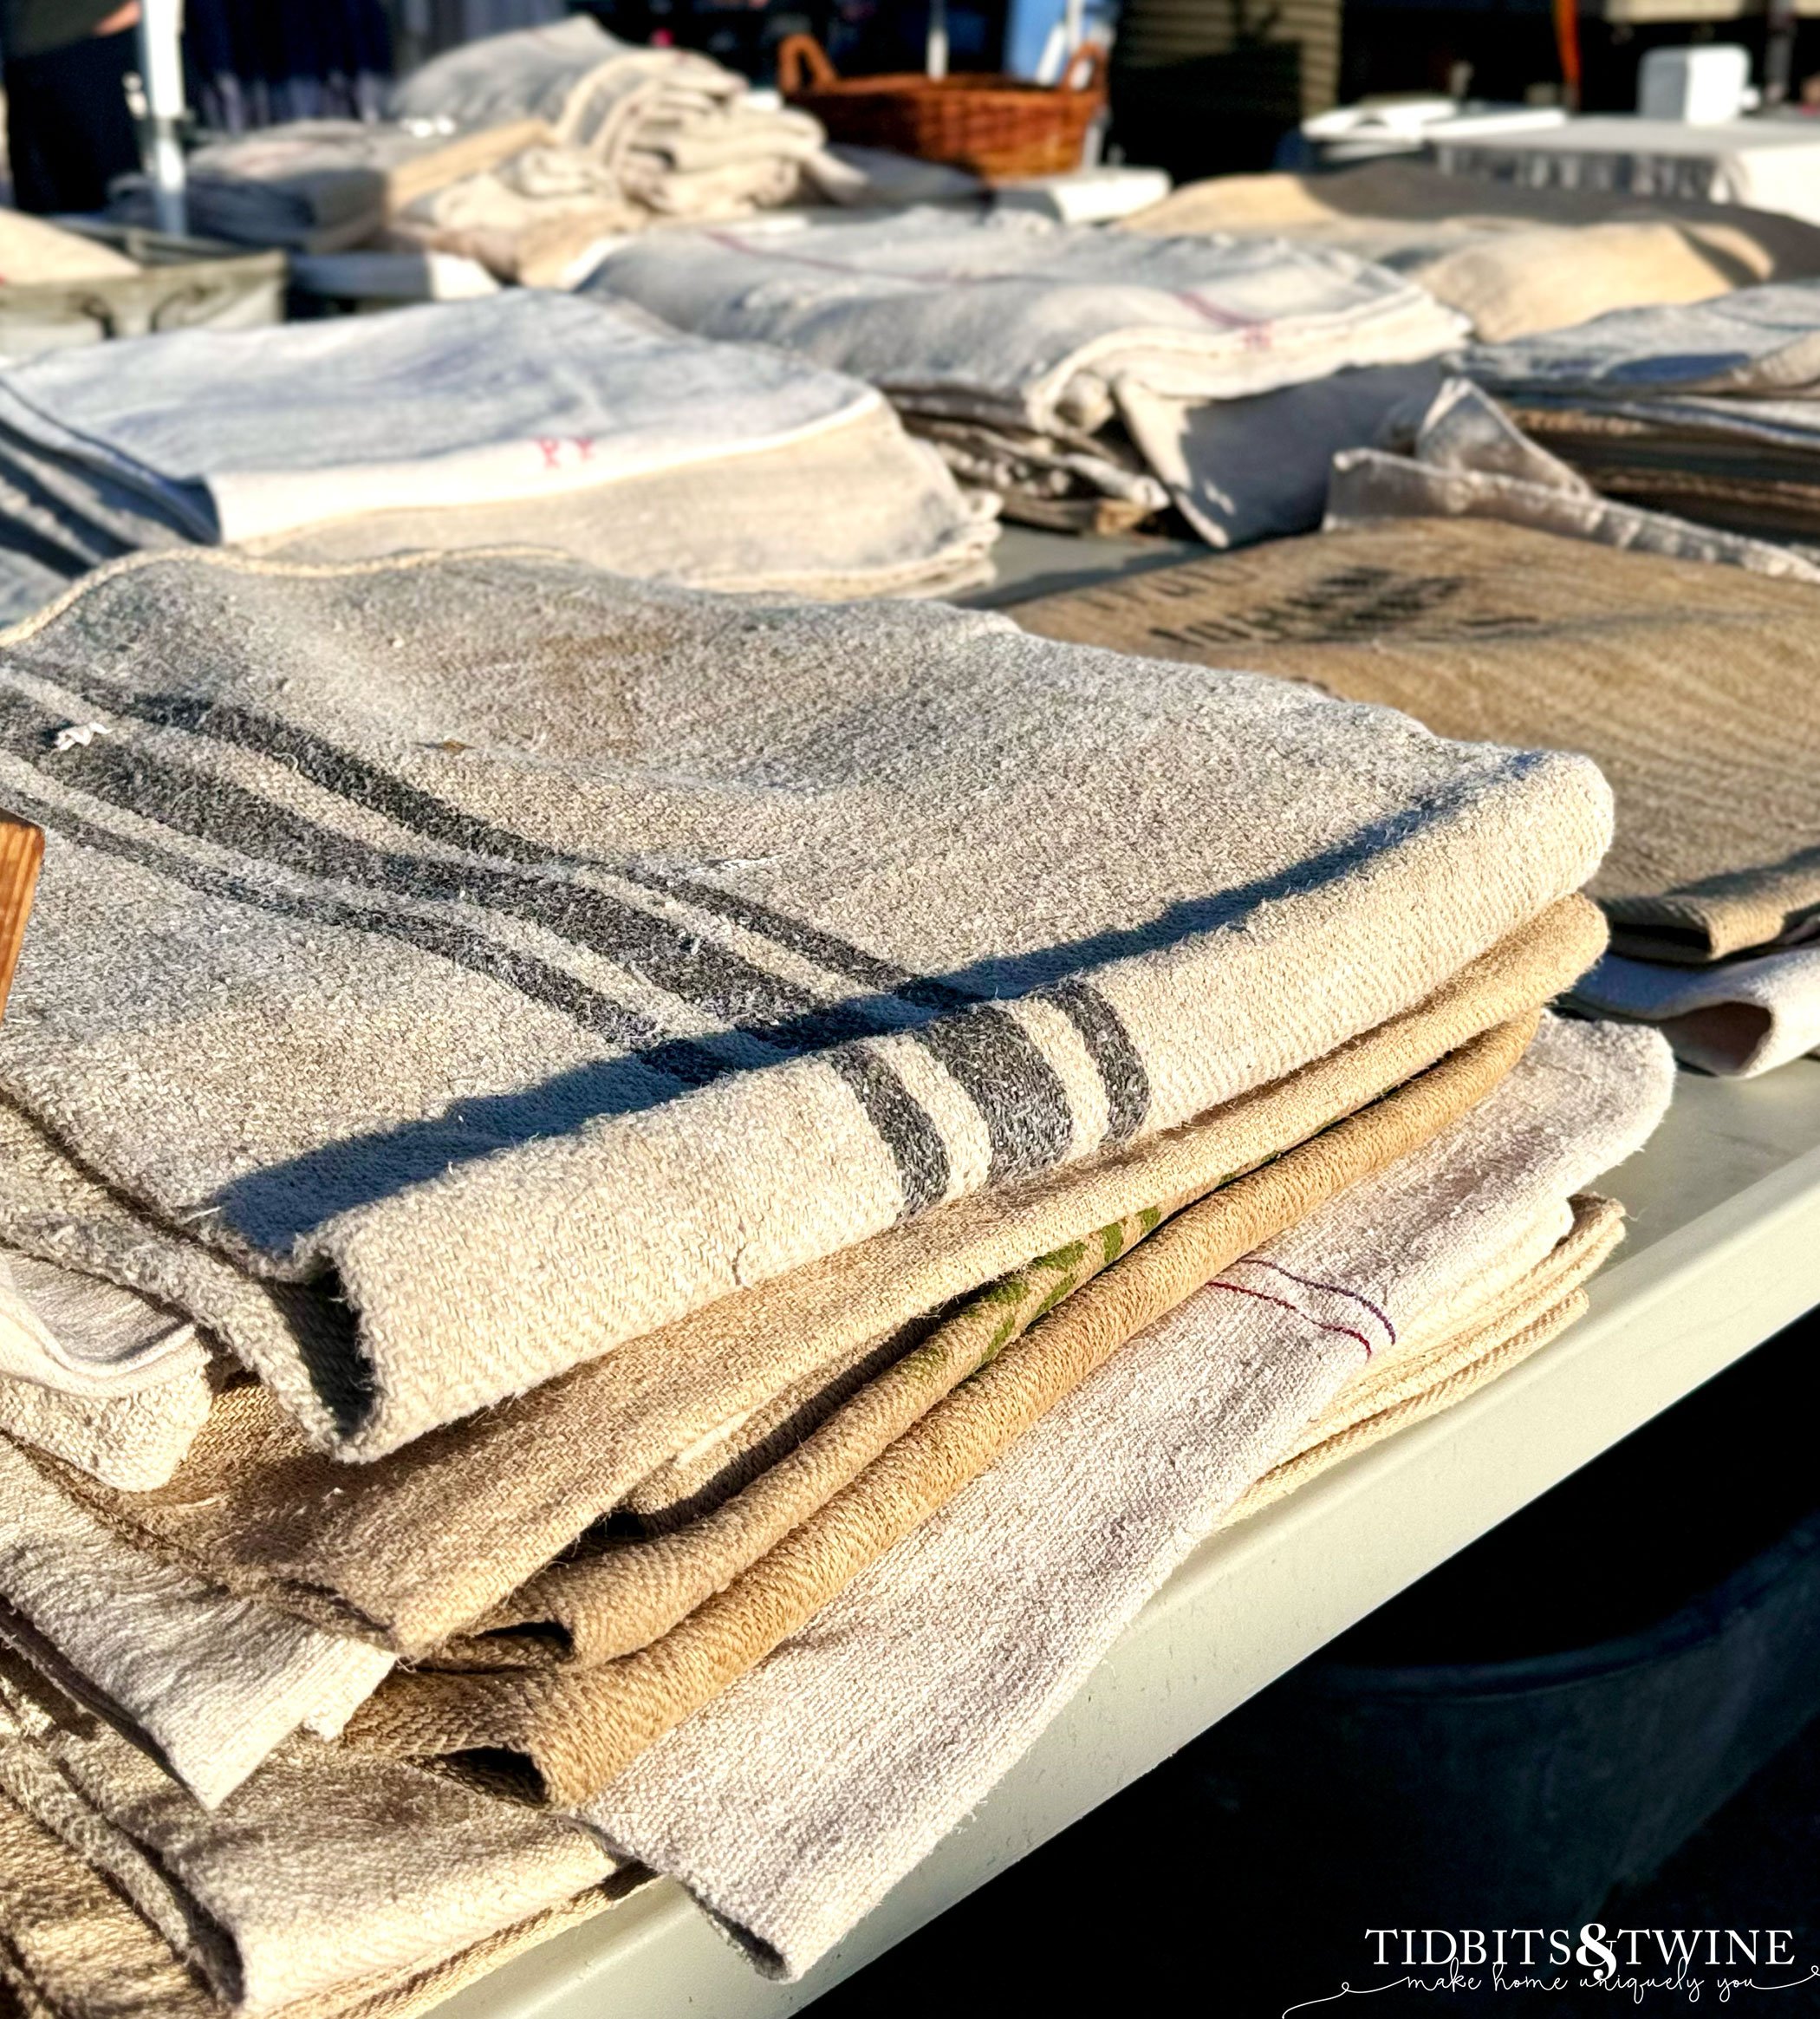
[12, 901, 1606, 1658]
[0, 545, 1611, 1463]
[0, 1437, 392, 1807]
[1574, 946, 1820, 1078]
[346, 1008, 1537, 1796]
[1118, 158, 1820, 342]
[1217, 1190, 1624, 1529]
[389, 16, 822, 224]
[0, 1779, 616, 2019]
[0, 1365, 213, 1495]
[259, 394, 1001, 602]
[0, 291, 893, 547]
[385, 140, 641, 288]
[582, 207, 1467, 535]
[0, 1656, 621, 2016]
[0, 1249, 200, 1398]
[108, 120, 554, 255]
[1464, 284, 1820, 541]
[1328, 375, 1820, 583]
[1016, 510, 1820, 970]
[581, 1017, 1672, 1976]
[0, 218, 139, 289]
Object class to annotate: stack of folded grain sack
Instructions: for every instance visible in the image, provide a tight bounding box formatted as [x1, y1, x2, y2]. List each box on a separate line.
[0, 290, 999, 620]
[1020, 424, 1820, 1077]
[113, 17, 831, 288]
[0, 540, 1670, 2010]
[582, 206, 1468, 543]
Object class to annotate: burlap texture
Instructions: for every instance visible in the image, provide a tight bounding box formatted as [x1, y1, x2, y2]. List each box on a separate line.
[1119, 158, 1820, 341]
[0, 1365, 212, 1494]
[0, 1775, 623, 2019]
[15, 900, 1600, 1660]
[0, 1656, 618, 2016]
[1016, 514, 1820, 965]
[0, 548, 1606, 1462]
[346, 1012, 1530, 1797]
[581, 1019, 1671, 1979]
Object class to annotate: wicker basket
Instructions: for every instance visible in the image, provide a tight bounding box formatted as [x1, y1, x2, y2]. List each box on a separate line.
[777, 34, 1107, 182]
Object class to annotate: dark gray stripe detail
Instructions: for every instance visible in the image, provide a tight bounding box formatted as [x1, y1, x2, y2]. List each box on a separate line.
[0, 772, 728, 1089]
[1043, 977, 1150, 1145]
[37, 677, 985, 1016]
[913, 1004, 1075, 1186]
[826, 1046, 950, 1216]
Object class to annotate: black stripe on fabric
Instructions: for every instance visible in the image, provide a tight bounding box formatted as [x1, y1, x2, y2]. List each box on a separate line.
[0, 689, 896, 1053]
[40, 677, 988, 1018]
[1043, 977, 1150, 1145]
[912, 1004, 1075, 1187]
[0, 771, 731, 1089]
[826, 1047, 951, 1216]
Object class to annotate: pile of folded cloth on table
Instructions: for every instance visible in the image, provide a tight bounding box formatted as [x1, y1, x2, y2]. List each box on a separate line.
[0, 289, 998, 616]
[0, 542, 1672, 2005]
[1329, 374, 1820, 583]
[1464, 283, 1820, 545]
[109, 117, 554, 256]
[389, 16, 826, 242]
[1117, 159, 1820, 342]
[582, 206, 1468, 543]
[1018, 499, 1820, 1078]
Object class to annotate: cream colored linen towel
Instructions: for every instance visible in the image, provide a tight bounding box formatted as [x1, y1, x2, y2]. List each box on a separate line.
[580, 1019, 1672, 1979]
[0, 547, 1609, 1462]
[1575, 945, 1820, 1077]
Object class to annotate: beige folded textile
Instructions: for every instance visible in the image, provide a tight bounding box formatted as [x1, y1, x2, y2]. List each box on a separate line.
[1119, 158, 1820, 340]
[1573, 944, 1820, 1078]
[1016, 514, 1820, 967]
[0, 1437, 391, 1807]
[1219, 1192, 1623, 1529]
[262, 398, 1001, 602]
[0, 1367, 211, 1494]
[0, 547, 1609, 1464]
[1326, 375, 1820, 587]
[0, 1657, 619, 2016]
[0, 217, 139, 289]
[16, 899, 1603, 1659]
[0, 1775, 617, 2019]
[582, 1017, 1672, 1977]
[347, 1009, 1532, 1796]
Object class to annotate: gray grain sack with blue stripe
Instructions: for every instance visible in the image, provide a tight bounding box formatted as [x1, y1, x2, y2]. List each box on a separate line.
[0, 546, 1611, 1462]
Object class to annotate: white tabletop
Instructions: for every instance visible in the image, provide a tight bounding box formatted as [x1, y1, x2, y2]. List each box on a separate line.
[438, 1056, 1820, 2019]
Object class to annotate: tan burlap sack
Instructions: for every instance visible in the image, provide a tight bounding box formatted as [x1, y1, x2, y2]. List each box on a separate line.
[0, 549, 1608, 1464]
[346, 1012, 1529, 1799]
[16, 902, 1600, 1659]
[1120, 159, 1820, 341]
[1016, 515, 1820, 965]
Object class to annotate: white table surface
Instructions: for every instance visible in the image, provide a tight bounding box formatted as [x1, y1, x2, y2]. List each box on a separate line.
[438, 1053, 1820, 2019]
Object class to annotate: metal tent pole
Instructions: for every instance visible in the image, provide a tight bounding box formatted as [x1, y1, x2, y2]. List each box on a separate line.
[137, 0, 189, 238]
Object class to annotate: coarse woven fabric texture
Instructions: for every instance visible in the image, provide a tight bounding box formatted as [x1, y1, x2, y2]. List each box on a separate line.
[10, 902, 1605, 1658]
[1118, 159, 1820, 341]
[0, 1364, 212, 1494]
[1014, 511, 1820, 967]
[0, 1436, 391, 1807]
[0, 1245, 201, 1399]
[0, 291, 883, 546]
[346, 1010, 1533, 1794]
[259, 392, 1000, 603]
[0, 1765, 621, 2019]
[1575, 944, 1820, 1077]
[581, 1017, 1674, 1977]
[0, 545, 1610, 1462]
[0, 1654, 620, 2016]
[1326, 374, 1820, 589]
[439, 1014, 1551, 1670]
[582, 207, 1466, 531]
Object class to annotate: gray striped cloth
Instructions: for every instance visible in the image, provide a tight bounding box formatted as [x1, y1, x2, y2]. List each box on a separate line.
[0, 547, 1611, 1461]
